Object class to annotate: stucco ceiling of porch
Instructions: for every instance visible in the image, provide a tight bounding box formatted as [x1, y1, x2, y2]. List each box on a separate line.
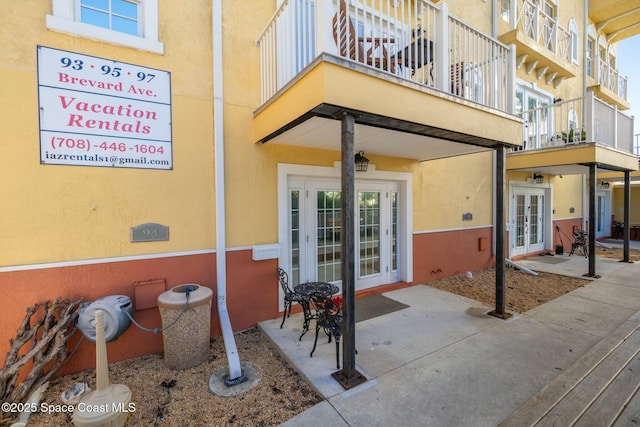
[258, 104, 517, 162]
[589, 0, 640, 42]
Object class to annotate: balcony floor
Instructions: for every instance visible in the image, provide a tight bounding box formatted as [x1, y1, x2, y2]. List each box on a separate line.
[507, 142, 639, 175]
[255, 56, 522, 161]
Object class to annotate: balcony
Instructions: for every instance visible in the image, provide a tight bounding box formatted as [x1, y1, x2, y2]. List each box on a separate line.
[587, 58, 630, 110]
[254, 0, 522, 161]
[498, 0, 578, 87]
[507, 92, 638, 175]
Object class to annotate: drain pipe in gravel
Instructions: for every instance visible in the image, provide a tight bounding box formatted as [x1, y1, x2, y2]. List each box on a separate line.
[212, 0, 244, 384]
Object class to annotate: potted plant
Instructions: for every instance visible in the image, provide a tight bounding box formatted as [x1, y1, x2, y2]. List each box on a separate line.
[561, 128, 586, 143]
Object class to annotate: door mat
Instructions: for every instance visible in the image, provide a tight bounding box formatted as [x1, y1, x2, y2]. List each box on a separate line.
[355, 294, 409, 323]
[529, 256, 569, 264]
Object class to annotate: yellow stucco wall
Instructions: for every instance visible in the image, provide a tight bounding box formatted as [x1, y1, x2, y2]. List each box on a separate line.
[0, 1, 216, 265]
[414, 151, 495, 230]
[446, 0, 492, 36]
[552, 174, 584, 219]
[612, 187, 640, 225]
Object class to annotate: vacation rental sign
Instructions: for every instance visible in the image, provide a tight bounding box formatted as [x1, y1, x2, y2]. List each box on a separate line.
[37, 46, 172, 169]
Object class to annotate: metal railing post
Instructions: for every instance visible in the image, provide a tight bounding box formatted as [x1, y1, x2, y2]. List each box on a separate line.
[434, 2, 449, 93]
[585, 91, 594, 142]
[506, 45, 516, 114]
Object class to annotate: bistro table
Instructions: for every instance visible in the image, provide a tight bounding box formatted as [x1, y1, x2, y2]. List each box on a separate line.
[293, 282, 340, 340]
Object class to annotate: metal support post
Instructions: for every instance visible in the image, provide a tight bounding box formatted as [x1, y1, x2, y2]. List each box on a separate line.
[332, 112, 366, 390]
[489, 145, 510, 320]
[586, 164, 598, 277]
[623, 171, 631, 262]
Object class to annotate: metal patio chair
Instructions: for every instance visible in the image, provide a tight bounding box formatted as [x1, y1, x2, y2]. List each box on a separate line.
[309, 291, 343, 369]
[277, 268, 308, 329]
[569, 230, 588, 257]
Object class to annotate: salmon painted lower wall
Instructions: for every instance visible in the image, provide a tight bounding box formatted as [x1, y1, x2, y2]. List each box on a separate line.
[412, 227, 495, 283]
[0, 251, 279, 376]
[1, 227, 494, 376]
[553, 218, 585, 253]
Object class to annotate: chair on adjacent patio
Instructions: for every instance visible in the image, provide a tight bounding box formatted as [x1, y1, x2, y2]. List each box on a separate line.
[309, 291, 343, 369]
[332, 0, 397, 73]
[569, 230, 588, 257]
[277, 267, 308, 329]
[613, 221, 624, 239]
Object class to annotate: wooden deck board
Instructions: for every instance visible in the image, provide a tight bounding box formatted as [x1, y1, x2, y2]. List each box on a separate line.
[535, 329, 640, 427]
[498, 319, 640, 427]
[612, 387, 640, 427]
[574, 344, 640, 426]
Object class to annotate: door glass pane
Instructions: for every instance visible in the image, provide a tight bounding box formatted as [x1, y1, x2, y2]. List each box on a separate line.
[516, 194, 525, 247]
[391, 192, 398, 271]
[317, 191, 341, 282]
[359, 192, 380, 277]
[529, 194, 539, 245]
[539, 101, 549, 146]
[597, 196, 603, 233]
[540, 195, 545, 242]
[290, 190, 300, 287]
[527, 97, 538, 149]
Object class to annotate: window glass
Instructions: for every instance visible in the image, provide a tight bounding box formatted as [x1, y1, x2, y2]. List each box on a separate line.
[568, 19, 579, 64]
[568, 108, 578, 131]
[543, 1, 556, 18]
[586, 38, 594, 77]
[518, 84, 552, 149]
[290, 190, 301, 287]
[84, 0, 107, 8]
[81, 7, 109, 29]
[46, 0, 163, 53]
[81, 0, 139, 36]
[113, 0, 137, 17]
[501, 0, 510, 22]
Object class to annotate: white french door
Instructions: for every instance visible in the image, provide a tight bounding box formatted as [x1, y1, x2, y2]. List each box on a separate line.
[289, 178, 400, 291]
[595, 191, 611, 239]
[512, 188, 546, 257]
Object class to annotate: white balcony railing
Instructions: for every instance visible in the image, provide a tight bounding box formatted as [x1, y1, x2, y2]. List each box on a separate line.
[506, 0, 572, 64]
[257, 0, 514, 113]
[513, 92, 635, 155]
[598, 59, 628, 100]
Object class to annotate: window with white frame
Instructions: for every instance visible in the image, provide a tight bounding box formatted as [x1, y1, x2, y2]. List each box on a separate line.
[586, 36, 595, 78]
[46, 0, 163, 53]
[79, 0, 140, 36]
[501, 0, 511, 23]
[517, 83, 553, 150]
[568, 108, 578, 131]
[568, 19, 578, 64]
[543, 0, 556, 19]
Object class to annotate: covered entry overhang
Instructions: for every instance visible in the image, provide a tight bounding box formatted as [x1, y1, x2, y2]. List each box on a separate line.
[255, 57, 522, 382]
[507, 144, 639, 276]
[506, 143, 639, 176]
[254, 57, 522, 161]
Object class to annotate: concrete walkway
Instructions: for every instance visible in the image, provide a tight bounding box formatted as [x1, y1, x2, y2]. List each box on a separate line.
[259, 246, 640, 426]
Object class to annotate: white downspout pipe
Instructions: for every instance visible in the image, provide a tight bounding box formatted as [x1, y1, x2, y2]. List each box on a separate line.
[582, 0, 588, 232]
[213, 0, 243, 382]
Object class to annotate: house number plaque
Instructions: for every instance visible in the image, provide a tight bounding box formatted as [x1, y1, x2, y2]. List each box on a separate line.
[131, 223, 169, 242]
